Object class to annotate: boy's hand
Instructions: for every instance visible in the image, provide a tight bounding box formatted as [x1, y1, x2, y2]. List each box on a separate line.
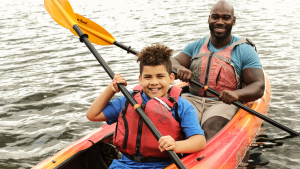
[110, 73, 127, 93]
[158, 135, 177, 152]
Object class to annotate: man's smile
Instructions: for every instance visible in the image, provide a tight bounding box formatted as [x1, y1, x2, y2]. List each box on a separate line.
[214, 27, 226, 33]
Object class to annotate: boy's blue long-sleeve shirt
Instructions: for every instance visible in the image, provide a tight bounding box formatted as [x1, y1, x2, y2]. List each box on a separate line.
[103, 91, 204, 169]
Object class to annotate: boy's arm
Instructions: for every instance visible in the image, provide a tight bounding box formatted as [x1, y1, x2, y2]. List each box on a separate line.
[159, 98, 206, 153]
[86, 73, 127, 121]
[159, 134, 206, 154]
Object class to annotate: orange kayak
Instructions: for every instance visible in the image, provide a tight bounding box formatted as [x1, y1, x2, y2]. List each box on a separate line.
[33, 72, 271, 169]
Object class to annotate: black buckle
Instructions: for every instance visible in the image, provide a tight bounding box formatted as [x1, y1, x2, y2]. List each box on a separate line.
[132, 155, 148, 163]
[124, 153, 148, 163]
[141, 103, 146, 109]
[168, 97, 176, 103]
[132, 90, 140, 95]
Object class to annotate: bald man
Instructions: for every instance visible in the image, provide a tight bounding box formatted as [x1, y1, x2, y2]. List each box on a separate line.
[172, 1, 265, 140]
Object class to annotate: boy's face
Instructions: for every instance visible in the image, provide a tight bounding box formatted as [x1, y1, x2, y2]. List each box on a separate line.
[139, 65, 175, 98]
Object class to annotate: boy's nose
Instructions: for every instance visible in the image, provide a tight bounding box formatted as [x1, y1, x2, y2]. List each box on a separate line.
[150, 79, 159, 85]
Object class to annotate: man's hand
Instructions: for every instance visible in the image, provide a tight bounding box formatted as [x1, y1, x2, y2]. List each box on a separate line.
[177, 66, 193, 82]
[171, 52, 193, 82]
[218, 90, 239, 104]
[158, 135, 177, 152]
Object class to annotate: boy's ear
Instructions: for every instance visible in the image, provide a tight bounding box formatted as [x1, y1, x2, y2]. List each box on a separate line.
[170, 73, 175, 84]
[139, 75, 142, 85]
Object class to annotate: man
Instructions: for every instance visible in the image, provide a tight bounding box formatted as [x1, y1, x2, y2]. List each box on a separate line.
[172, 1, 265, 140]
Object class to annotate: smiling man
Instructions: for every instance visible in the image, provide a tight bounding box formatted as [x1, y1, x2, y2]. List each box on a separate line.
[172, 1, 265, 140]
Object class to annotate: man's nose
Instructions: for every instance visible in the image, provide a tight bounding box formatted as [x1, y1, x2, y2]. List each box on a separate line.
[216, 18, 224, 24]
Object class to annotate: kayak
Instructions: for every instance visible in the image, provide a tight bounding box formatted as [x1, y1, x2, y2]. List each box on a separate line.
[33, 71, 271, 169]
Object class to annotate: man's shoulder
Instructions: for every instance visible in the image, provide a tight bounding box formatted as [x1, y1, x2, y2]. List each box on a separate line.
[231, 35, 257, 52]
[188, 35, 210, 45]
[231, 35, 242, 41]
[188, 37, 205, 47]
[183, 35, 208, 54]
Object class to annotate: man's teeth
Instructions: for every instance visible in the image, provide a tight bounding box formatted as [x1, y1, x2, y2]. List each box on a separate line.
[151, 88, 159, 91]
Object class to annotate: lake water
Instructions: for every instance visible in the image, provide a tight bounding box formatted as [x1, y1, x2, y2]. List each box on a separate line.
[0, 0, 299, 168]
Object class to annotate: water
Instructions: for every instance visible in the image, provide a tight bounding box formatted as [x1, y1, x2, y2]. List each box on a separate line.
[0, 0, 299, 168]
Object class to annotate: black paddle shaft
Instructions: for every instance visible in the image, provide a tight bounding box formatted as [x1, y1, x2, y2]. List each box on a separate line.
[114, 40, 300, 137]
[72, 25, 187, 169]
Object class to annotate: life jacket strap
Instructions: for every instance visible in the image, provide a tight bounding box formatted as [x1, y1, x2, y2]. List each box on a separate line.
[153, 97, 171, 111]
[174, 102, 180, 124]
[122, 90, 141, 114]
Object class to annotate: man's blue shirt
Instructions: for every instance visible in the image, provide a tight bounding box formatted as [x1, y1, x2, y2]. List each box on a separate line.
[182, 35, 262, 80]
[103, 90, 204, 168]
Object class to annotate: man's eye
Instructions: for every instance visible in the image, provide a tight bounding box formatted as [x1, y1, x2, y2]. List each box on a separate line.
[223, 17, 231, 20]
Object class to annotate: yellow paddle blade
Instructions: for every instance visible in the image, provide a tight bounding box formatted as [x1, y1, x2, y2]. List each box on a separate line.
[70, 13, 115, 45]
[44, 0, 78, 29]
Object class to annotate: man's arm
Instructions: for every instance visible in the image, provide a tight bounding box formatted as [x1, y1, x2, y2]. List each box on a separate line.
[171, 52, 193, 82]
[218, 68, 265, 104]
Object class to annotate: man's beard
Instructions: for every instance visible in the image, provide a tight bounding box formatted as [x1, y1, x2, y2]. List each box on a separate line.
[209, 23, 233, 39]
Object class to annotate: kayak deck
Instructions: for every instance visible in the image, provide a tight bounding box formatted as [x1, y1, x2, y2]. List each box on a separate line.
[33, 72, 271, 169]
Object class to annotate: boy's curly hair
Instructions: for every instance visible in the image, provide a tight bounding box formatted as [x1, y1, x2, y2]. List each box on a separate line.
[137, 43, 174, 75]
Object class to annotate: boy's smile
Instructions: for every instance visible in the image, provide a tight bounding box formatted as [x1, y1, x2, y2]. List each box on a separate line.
[139, 65, 175, 98]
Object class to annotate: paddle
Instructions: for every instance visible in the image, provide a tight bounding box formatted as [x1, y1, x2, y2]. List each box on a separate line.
[44, 0, 187, 168]
[71, 13, 140, 54]
[71, 14, 300, 137]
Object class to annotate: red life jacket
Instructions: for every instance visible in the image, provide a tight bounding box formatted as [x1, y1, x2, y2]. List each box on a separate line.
[113, 85, 184, 158]
[189, 34, 249, 97]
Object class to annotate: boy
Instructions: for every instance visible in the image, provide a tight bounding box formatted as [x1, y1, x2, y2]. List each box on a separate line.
[86, 44, 206, 169]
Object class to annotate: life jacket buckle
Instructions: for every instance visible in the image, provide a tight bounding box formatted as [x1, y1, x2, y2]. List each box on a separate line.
[168, 97, 176, 103]
[141, 103, 146, 109]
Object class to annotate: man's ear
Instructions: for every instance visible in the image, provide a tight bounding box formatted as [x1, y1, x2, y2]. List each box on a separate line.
[233, 16, 236, 25]
[139, 75, 142, 85]
[208, 15, 211, 24]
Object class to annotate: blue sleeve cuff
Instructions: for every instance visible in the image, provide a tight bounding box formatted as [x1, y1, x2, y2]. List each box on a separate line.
[103, 103, 119, 125]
